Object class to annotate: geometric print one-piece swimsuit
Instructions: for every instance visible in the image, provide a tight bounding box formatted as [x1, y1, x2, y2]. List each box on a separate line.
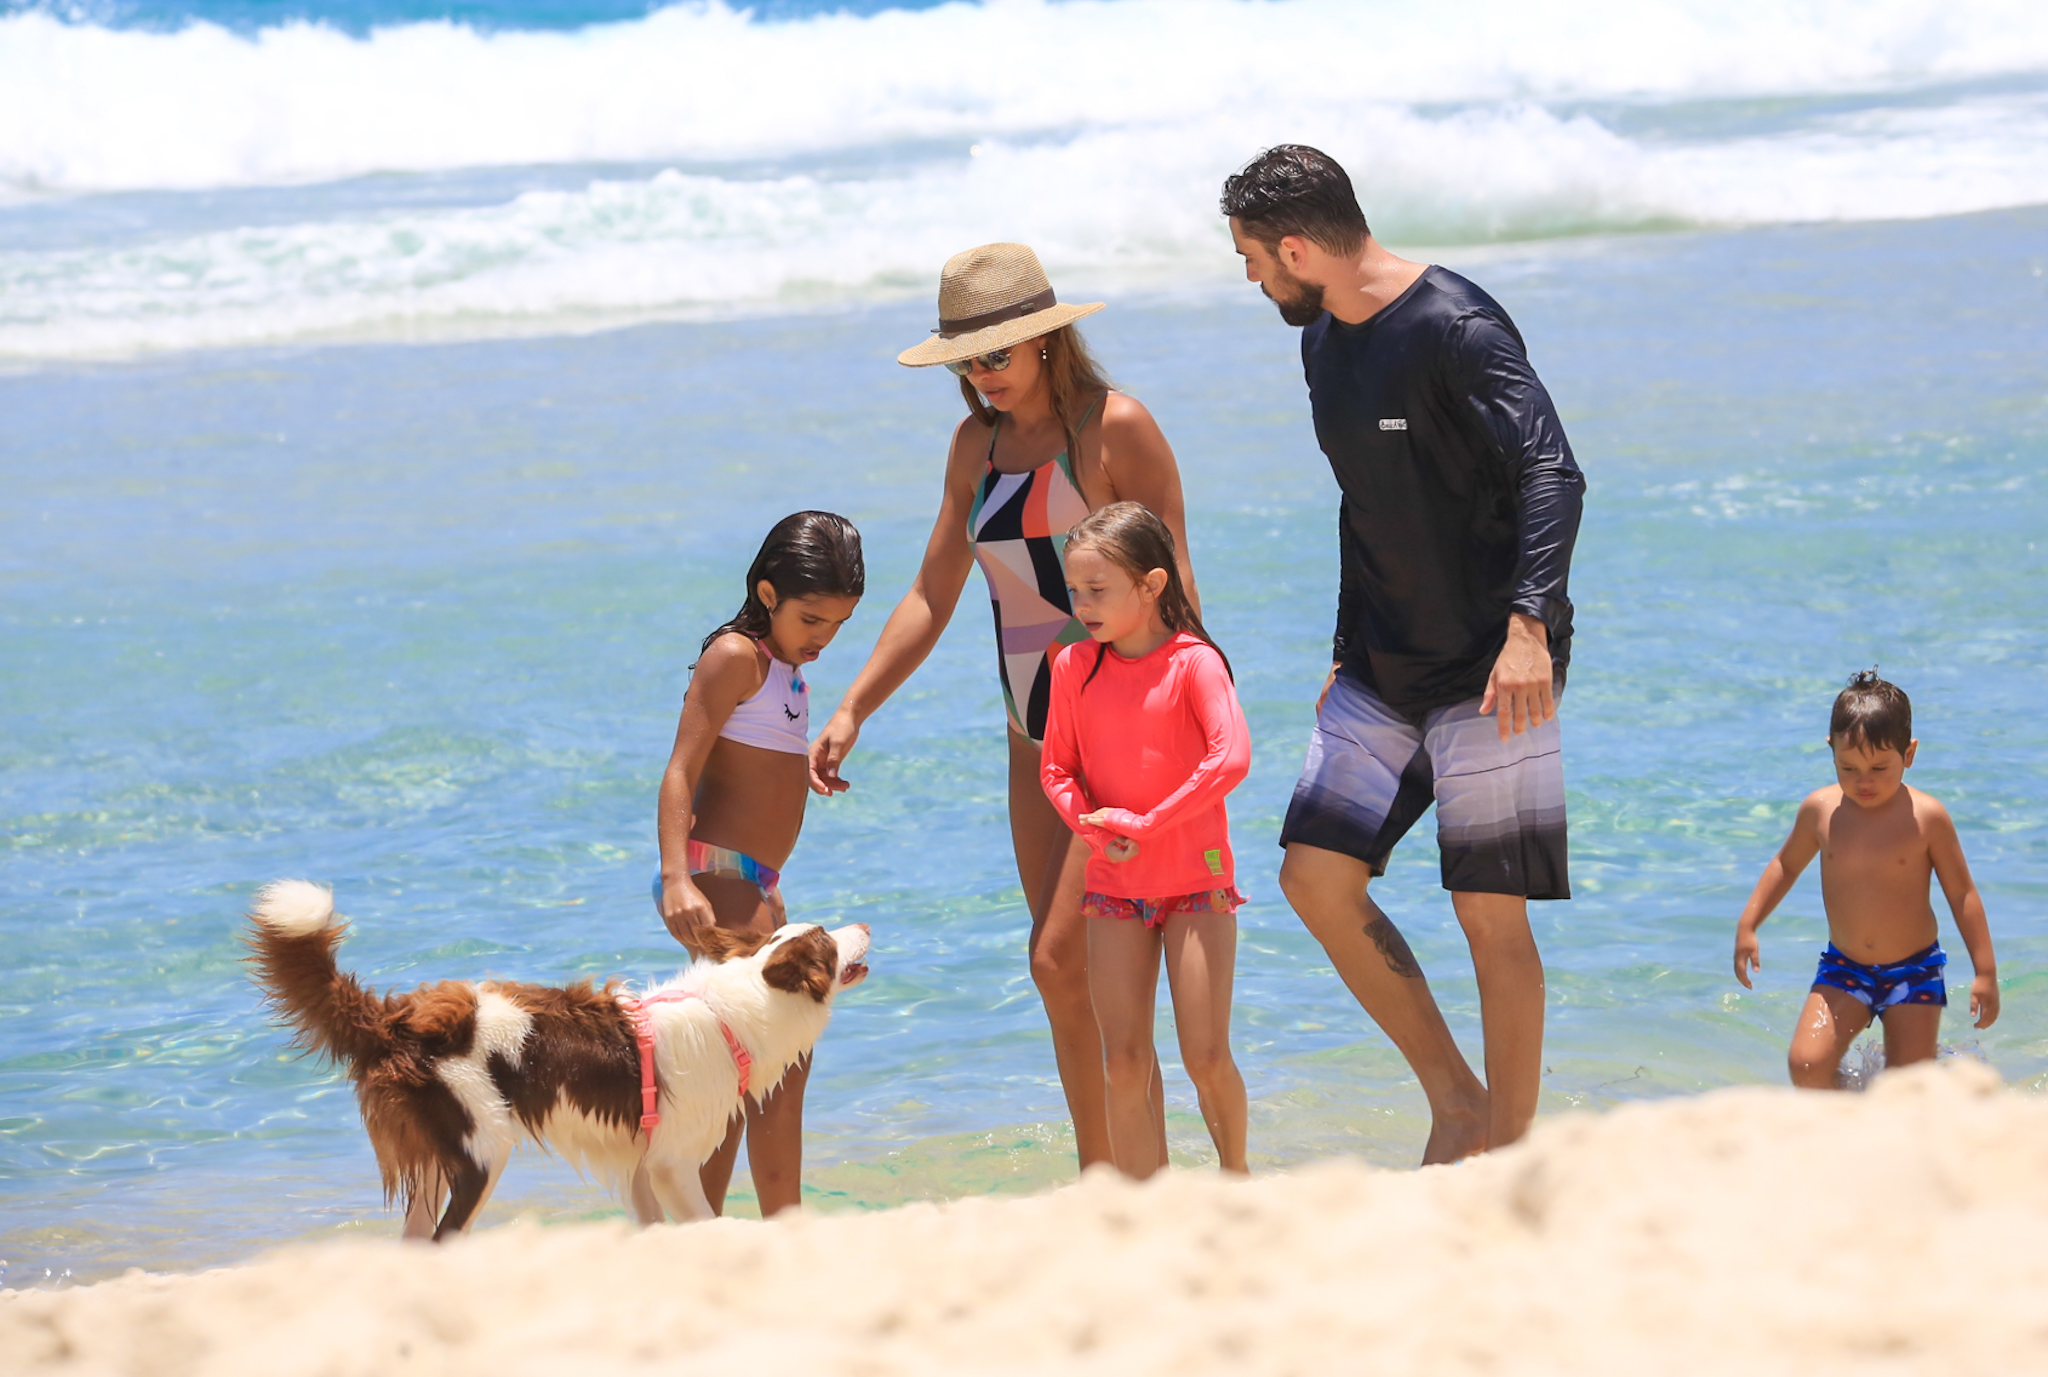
[967, 398, 1100, 742]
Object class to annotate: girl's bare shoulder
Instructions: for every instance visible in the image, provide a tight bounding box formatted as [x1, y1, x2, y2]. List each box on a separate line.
[692, 632, 768, 693]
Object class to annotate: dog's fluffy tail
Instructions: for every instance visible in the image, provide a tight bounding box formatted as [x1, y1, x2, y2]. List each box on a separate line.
[246, 880, 390, 1069]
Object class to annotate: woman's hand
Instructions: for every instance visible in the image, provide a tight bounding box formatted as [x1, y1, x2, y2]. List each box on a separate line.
[809, 707, 860, 795]
[658, 873, 717, 949]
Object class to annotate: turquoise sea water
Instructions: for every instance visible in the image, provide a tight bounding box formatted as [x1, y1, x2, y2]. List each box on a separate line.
[4, 204, 2045, 1286]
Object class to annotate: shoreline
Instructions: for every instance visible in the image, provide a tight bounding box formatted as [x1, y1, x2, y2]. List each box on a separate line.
[0, 1096, 1419, 1290]
[7, 1064, 2042, 1374]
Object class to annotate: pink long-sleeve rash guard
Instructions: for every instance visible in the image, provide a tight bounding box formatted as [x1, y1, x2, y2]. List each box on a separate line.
[1040, 631, 1251, 900]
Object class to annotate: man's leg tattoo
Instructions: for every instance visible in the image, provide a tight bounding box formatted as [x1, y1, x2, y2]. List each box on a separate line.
[1365, 915, 1422, 979]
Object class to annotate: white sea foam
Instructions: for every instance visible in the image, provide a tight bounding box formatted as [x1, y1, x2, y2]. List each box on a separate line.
[6, 0, 2048, 192]
[3, 0, 2047, 358]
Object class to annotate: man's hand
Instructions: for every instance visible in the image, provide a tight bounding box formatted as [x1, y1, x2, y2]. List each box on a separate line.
[1480, 613, 1555, 741]
[1317, 662, 1339, 715]
[657, 873, 717, 950]
[1733, 925, 1761, 989]
[808, 708, 860, 795]
[1972, 970, 2001, 1029]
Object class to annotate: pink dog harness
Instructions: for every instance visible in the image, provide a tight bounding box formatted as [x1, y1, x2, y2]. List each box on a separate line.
[618, 990, 753, 1141]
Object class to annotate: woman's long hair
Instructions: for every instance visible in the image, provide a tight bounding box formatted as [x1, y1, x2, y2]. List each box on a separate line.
[699, 510, 866, 656]
[959, 324, 1114, 461]
[1063, 501, 1229, 688]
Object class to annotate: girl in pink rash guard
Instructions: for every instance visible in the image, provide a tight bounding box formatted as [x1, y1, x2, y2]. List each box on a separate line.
[1040, 501, 1251, 1178]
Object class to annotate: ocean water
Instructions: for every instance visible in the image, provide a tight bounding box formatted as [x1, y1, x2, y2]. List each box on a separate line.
[7, 0, 2048, 357]
[3, 0, 2046, 1289]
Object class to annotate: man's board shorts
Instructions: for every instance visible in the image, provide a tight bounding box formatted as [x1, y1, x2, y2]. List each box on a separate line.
[1812, 941, 1947, 1013]
[1279, 672, 1569, 899]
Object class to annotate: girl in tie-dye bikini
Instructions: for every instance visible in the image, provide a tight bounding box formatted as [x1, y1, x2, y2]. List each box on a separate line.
[652, 511, 865, 1216]
[1732, 672, 2000, 1088]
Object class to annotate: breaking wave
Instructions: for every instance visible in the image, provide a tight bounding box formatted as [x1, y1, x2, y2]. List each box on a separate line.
[4, 0, 2046, 358]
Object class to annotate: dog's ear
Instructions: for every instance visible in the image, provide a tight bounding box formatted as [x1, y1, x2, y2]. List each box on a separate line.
[761, 928, 838, 1002]
[692, 927, 774, 963]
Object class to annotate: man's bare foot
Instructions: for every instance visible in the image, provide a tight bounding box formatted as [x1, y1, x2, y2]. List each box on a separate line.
[1420, 1089, 1489, 1165]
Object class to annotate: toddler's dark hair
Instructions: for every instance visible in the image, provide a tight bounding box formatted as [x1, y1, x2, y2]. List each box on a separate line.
[701, 511, 865, 655]
[1829, 669, 1912, 755]
[1063, 501, 1229, 688]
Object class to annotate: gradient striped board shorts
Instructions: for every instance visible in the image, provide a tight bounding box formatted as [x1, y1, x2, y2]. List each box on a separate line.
[1279, 672, 1570, 900]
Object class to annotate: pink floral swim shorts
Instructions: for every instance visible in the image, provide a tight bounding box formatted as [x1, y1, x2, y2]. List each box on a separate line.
[1080, 886, 1247, 930]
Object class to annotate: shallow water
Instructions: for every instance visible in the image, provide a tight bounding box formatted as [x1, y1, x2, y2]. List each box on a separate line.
[3, 204, 2044, 1286]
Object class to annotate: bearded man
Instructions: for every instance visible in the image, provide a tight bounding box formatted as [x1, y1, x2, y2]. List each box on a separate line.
[1222, 145, 1586, 1160]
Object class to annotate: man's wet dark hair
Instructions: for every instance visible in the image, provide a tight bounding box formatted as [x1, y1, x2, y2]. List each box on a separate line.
[1219, 145, 1370, 255]
[1829, 669, 1913, 755]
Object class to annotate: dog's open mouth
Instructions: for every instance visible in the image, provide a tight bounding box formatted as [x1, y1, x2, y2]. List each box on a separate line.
[839, 961, 868, 987]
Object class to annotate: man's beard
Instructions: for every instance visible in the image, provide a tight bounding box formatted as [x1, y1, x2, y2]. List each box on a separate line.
[1263, 263, 1326, 327]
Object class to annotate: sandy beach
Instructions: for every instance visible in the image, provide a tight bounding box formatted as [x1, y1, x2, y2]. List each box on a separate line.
[5, 1062, 2040, 1375]
[6, 0, 2047, 1354]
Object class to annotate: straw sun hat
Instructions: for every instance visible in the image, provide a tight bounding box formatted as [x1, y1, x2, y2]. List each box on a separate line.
[897, 243, 1104, 368]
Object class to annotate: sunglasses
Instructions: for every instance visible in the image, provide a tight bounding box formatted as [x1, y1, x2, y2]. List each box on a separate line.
[943, 347, 1014, 377]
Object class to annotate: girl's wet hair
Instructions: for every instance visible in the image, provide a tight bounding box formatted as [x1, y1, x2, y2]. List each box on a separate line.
[1063, 501, 1229, 687]
[1830, 669, 1912, 755]
[701, 511, 865, 655]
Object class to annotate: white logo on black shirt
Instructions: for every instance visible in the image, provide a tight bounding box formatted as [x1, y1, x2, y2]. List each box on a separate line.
[1379, 418, 1408, 431]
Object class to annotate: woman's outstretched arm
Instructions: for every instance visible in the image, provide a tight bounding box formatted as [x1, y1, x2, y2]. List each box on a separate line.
[809, 421, 984, 795]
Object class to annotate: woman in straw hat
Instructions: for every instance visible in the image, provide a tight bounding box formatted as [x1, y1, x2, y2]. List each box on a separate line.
[809, 244, 1200, 1169]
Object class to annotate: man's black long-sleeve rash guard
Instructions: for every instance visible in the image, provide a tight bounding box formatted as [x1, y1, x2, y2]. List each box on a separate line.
[1302, 265, 1586, 718]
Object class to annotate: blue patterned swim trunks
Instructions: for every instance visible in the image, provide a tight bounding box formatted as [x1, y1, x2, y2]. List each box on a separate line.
[1812, 941, 1947, 1012]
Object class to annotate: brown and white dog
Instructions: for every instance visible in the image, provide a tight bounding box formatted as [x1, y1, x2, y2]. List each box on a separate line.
[246, 879, 869, 1238]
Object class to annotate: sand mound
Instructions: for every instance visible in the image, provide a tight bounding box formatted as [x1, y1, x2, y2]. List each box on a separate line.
[5, 1063, 2043, 1375]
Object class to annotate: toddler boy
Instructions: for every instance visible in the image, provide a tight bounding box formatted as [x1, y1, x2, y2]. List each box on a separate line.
[1733, 671, 1997, 1087]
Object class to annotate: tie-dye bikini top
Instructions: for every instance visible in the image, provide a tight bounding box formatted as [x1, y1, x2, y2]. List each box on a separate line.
[967, 397, 1101, 742]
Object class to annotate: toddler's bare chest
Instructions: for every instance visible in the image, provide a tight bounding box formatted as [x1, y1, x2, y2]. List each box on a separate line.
[1819, 814, 1927, 882]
